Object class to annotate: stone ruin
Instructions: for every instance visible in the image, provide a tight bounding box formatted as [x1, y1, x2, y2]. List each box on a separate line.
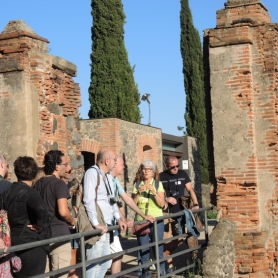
[204, 0, 278, 276]
[2, 0, 278, 276]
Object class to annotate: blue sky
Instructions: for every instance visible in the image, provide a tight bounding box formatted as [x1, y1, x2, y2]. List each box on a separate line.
[1, 1, 277, 136]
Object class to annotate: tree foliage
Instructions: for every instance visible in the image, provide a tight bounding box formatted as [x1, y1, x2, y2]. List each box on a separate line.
[180, 0, 209, 183]
[88, 0, 141, 123]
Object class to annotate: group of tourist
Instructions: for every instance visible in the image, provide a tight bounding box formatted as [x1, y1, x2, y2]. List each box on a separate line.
[0, 149, 200, 278]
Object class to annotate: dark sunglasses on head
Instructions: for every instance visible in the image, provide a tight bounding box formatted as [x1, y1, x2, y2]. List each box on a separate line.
[169, 165, 179, 170]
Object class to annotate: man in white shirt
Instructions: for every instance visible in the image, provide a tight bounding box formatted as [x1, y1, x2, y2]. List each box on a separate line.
[83, 148, 127, 278]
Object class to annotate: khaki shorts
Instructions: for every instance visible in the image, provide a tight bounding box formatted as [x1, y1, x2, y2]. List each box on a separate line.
[45, 241, 71, 277]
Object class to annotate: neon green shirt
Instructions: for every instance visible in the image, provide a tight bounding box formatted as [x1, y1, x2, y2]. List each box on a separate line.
[132, 178, 164, 220]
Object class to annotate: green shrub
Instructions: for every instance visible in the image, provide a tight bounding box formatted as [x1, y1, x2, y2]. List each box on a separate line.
[207, 211, 218, 219]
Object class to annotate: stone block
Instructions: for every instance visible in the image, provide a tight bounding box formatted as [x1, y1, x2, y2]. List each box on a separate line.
[47, 102, 61, 115]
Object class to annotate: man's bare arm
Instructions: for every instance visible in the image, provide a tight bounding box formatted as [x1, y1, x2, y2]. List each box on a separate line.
[57, 198, 76, 226]
[185, 182, 199, 210]
[121, 192, 155, 222]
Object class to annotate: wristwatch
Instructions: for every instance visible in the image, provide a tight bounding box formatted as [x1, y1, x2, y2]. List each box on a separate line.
[193, 204, 199, 207]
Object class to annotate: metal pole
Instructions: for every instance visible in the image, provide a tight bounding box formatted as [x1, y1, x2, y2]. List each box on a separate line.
[80, 235, 87, 277]
[154, 220, 160, 278]
[204, 210, 208, 243]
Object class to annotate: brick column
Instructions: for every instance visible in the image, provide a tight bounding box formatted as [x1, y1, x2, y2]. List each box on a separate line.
[205, 0, 278, 276]
[0, 20, 83, 180]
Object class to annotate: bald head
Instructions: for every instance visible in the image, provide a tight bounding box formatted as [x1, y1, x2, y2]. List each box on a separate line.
[96, 148, 116, 173]
[97, 148, 110, 164]
[166, 155, 179, 175]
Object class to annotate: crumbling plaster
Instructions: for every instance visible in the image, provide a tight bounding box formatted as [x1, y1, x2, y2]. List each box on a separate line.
[210, 45, 253, 176]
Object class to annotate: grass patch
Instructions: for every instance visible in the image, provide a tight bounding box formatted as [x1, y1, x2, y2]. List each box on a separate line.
[207, 211, 217, 219]
[183, 257, 203, 278]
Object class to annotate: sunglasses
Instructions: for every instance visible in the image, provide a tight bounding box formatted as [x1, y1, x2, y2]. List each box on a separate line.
[169, 165, 179, 170]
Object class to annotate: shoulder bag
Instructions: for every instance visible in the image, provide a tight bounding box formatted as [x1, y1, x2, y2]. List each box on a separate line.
[132, 188, 151, 236]
[76, 167, 105, 245]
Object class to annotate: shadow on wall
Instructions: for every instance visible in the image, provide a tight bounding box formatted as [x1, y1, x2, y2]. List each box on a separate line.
[81, 151, 95, 171]
[189, 144, 203, 208]
[122, 153, 129, 191]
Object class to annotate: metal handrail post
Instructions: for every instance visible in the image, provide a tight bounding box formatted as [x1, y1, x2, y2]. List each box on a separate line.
[80, 235, 86, 277]
[204, 210, 208, 243]
[153, 220, 161, 278]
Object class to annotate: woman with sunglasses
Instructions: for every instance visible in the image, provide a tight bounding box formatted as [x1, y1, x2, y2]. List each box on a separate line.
[132, 160, 165, 278]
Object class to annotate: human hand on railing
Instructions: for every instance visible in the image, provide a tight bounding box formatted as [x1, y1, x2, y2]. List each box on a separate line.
[95, 225, 108, 234]
[118, 219, 127, 232]
[144, 215, 155, 223]
[191, 204, 199, 211]
[125, 219, 134, 228]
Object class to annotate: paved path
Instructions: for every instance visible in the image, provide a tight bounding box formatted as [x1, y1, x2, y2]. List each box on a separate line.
[76, 220, 217, 277]
[118, 220, 217, 278]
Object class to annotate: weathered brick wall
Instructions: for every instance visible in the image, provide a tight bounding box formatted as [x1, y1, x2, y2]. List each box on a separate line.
[205, 1, 278, 277]
[0, 20, 83, 180]
[79, 118, 162, 218]
[80, 118, 162, 189]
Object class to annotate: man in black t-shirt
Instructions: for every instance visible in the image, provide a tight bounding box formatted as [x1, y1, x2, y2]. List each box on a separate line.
[159, 156, 199, 274]
[34, 150, 76, 278]
[0, 154, 12, 195]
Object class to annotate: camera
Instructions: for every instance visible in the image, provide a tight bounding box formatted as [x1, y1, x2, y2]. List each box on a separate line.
[170, 191, 179, 199]
[117, 201, 123, 208]
[109, 196, 117, 205]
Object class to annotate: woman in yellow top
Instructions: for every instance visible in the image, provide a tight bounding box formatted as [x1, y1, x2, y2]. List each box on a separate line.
[132, 160, 165, 278]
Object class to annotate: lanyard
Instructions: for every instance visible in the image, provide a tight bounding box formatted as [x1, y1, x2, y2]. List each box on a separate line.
[92, 166, 113, 196]
[167, 173, 179, 196]
[103, 174, 113, 196]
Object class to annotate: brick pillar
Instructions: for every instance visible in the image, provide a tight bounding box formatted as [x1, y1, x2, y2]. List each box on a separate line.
[0, 20, 83, 180]
[205, 0, 278, 276]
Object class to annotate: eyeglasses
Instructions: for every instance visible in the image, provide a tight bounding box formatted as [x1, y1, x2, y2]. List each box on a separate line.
[169, 165, 179, 170]
[142, 168, 153, 172]
[59, 162, 69, 167]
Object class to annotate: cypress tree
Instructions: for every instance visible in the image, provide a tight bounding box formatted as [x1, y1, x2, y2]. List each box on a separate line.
[88, 0, 141, 123]
[180, 0, 209, 184]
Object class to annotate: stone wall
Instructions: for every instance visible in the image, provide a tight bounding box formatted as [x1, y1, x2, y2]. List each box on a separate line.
[79, 118, 162, 203]
[203, 219, 236, 278]
[205, 0, 278, 276]
[0, 20, 83, 180]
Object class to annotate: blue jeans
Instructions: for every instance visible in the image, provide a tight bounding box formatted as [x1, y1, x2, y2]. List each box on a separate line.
[137, 220, 165, 277]
[86, 233, 111, 278]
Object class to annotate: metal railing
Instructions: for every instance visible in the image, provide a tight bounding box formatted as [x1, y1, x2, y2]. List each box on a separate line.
[0, 206, 213, 278]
